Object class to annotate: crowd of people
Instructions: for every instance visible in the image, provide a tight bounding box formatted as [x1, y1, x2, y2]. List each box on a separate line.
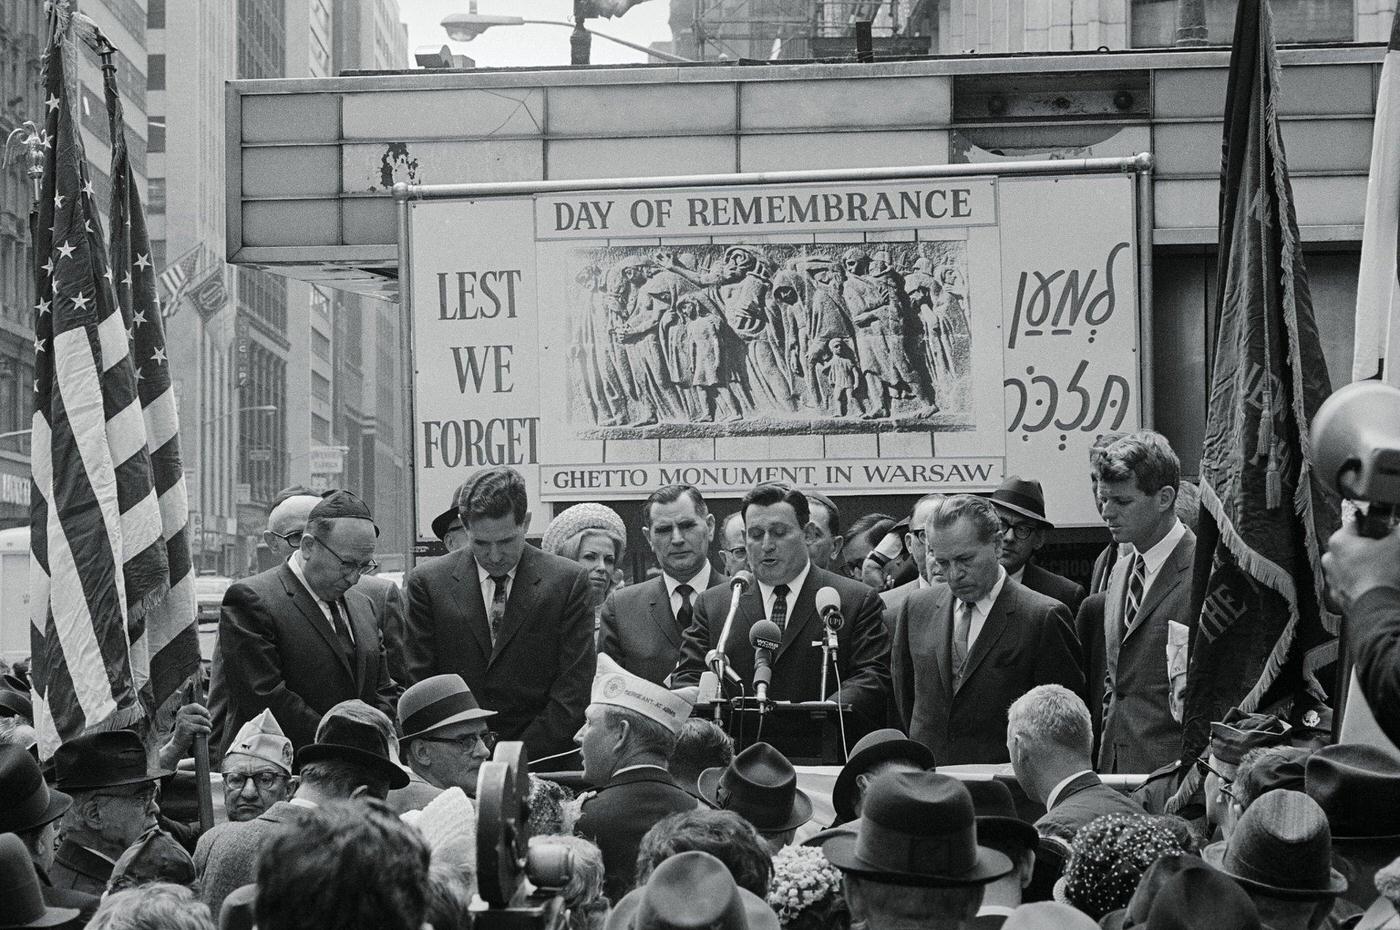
[2, 425, 1400, 929]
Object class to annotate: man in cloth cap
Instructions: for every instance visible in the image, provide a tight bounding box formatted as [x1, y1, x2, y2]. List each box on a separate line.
[822, 770, 1012, 930]
[393, 673, 496, 813]
[990, 477, 1086, 614]
[699, 741, 812, 852]
[573, 654, 700, 902]
[49, 730, 171, 896]
[195, 700, 409, 916]
[219, 709, 295, 824]
[1202, 707, 1292, 840]
[214, 489, 400, 754]
[0, 744, 98, 922]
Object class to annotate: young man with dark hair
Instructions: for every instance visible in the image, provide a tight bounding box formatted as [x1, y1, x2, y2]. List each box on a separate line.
[404, 465, 595, 766]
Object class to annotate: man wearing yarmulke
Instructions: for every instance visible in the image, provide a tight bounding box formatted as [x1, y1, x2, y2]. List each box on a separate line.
[405, 466, 595, 768]
[216, 489, 401, 752]
[573, 654, 700, 902]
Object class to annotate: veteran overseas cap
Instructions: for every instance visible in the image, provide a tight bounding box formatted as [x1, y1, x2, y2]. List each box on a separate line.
[591, 654, 693, 736]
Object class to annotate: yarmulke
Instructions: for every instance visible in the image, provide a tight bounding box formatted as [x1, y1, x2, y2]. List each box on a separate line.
[541, 502, 627, 558]
[309, 489, 378, 534]
[1060, 814, 1185, 920]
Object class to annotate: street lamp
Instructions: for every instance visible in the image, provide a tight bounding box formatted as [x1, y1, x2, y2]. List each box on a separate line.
[442, 10, 695, 65]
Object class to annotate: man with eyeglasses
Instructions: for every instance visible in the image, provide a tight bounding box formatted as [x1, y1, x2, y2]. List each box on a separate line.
[217, 709, 295, 823]
[50, 730, 171, 896]
[215, 489, 400, 755]
[880, 494, 947, 631]
[990, 477, 1087, 615]
[394, 674, 497, 811]
[721, 510, 749, 576]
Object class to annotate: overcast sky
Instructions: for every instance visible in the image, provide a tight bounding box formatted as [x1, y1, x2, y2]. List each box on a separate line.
[399, 0, 675, 69]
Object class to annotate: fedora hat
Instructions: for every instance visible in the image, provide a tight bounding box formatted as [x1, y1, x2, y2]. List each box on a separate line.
[296, 715, 409, 790]
[962, 776, 1040, 854]
[697, 742, 812, 834]
[991, 477, 1053, 527]
[430, 504, 463, 543]
[831, 728, 935, 824]
[0, 832, 79, 928]
[822, 770, 1012, 887]
[606, 851, 779, 930]
[1143, 866, 1261, 930]
[399, 674, 496, 741]
[0, 744, 70, 835]
[1097, 854, 1215, 930]
[1202, 789, 1347, 899]
[53, 729, 173, 792]
[1305, 743, 1400, 842]
[0, 676, 31, 723]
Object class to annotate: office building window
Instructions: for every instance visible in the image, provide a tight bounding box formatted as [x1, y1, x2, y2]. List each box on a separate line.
[147, 54, 165, 91]
[148, 0, 165, 29]
[148, 118, 165, 153]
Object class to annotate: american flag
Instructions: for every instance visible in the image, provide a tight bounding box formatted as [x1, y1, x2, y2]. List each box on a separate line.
[29, 12, 199, 755]
[157, 244, 203, 318]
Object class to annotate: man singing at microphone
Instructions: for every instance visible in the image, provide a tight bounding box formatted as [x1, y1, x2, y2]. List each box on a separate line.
[671, 483, 891, 734]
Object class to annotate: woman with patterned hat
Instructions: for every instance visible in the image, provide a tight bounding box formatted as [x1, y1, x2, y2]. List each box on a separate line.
[542, 502, 629, 636]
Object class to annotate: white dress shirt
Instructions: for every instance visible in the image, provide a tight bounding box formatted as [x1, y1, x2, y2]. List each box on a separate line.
[758, 561, 811, 627]
[664, 562, 712, 617]
[476, 561, 517, 617]
[959, 566, 1008, 656]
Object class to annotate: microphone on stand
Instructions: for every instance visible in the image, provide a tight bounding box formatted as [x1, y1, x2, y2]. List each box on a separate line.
[704, 570, 754, 719]
[816, 586, 844, 649]
[749, 619, 782, 709]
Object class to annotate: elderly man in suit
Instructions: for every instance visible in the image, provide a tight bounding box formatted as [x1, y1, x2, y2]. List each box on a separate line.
[880, 493, 946, 630]
[404, 466, 594, 767]
[671, 483, 890, 730]
[1097, 431, 1196, 774]
[990, 477, 1086, 614]
[214, 490, 400, 754]
[892, 495, 1083, 764]
[1006, 685, 1144, 843]
[600, 485, 728, 685]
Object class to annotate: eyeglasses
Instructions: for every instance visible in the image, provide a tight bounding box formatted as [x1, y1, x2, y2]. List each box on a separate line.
[224, 771, 289, 792]
[726, 546, 747, 559]
[1000, 520, 1037, 541]
[910, 529, 927, 542]
[273, 529, 303, 548]
[1196, 756, 1235, 797]
[419, 731, 497, 755]
[311, 535, 378, 576]
[97, 783, 158, 804]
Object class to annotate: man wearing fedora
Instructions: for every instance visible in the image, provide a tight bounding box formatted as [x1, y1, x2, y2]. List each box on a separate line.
[50, 730, 169, 897]
[671, 482, 891, 732]
[195, 700, 409, 916]
[404, 466, 595, 768]
[429, 487, 468, 554]
[962, 778, 1041, 929]
[990, 477, 1086, 614]
[573, 655, 700, 903]
[1096, 431, 1196, 775]
[600, 484, 729, 686]
[829, 728, 935, 828]
[893, 495, 1083, 765]
[607, 850, 779, 930]
[822, 770, 1013, 930]
[395, 673, 496, 811]
[0, 744, 97, 923]
[0, 833, 81, 930]
[1005, 685, 1144, 844]
[1306, 744, 1400, 917]
[698, 741, 812, 853]
[214, 490, 401, 755]
[1203, 789, 1347, 930]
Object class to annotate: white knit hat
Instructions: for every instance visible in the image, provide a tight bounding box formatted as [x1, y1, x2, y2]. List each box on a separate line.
[402, 786, 476, 877]
[541, 502, 627, 558]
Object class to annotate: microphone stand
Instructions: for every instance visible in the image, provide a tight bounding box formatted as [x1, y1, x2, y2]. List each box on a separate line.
[707, 579, 748, 722]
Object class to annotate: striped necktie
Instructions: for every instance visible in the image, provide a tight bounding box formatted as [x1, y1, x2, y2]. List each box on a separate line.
[1122, 552, 1146, 637]
[770, 584, 790, 632]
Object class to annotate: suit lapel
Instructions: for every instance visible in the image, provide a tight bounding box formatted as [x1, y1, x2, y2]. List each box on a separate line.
[956, 584, 1012, 693]
[1123, 533, 1191, 641]
[343, 589, 377, 690]
[278, 564, 352, 679]
[453, 554, 492, 658]
[490, 548, 539, 664]
[1102, 556, 1129, 671]
[774, 574, 818, 662]
[648, 577, 683, 651]
[927, 587, 954, 703]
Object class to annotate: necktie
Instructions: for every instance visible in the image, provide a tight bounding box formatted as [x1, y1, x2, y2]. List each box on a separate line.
[1123, 553, 1146, 637]
[328, 600, 355, 663]
[953, 600, 973, 685]
[489, 574, 510, 645]
[675, 584, 694, 631]
[770, 584, 790, 632]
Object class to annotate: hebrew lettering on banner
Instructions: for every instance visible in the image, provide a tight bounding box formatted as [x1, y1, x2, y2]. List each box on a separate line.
[562, 241, 974, 437]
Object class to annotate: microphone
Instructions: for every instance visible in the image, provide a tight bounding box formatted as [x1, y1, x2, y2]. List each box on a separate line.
[730, 569, 755, 592]
[710, 570, 756, 680]
[749, 619, 782, 707]
[816, 586, 844, 633]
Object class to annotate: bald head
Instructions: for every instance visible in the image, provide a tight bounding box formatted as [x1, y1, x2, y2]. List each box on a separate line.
[264, 494, 320, 562]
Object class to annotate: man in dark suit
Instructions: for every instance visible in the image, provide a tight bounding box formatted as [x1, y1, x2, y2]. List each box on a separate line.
[1006, 684, 1145, 843]
[1073, 591, 1108, 757]
[671, 483, 890, 731]
[404, 466, 594, 766]
[1097, 431, 1196, 774]
[892, 495, 1083, 765]
[213, 490, 400, 754]
[599, 485, 728, 685]
[573, 655, 699, 902]
[1, 744, 99, 923]
[991, 477, 1086, 615]
[879, 494, 946, 633]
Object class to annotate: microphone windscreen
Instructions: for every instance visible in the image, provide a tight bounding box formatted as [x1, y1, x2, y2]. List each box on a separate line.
[815, 586, 842, 614]
[750, 619, 782, 652]
[731, 570, 755, 591]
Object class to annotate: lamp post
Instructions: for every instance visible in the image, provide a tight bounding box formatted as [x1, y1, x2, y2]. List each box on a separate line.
[441, 11, 695, 65]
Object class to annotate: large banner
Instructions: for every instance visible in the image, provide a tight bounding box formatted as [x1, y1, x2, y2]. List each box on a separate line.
[407, 172, 1140, 537]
